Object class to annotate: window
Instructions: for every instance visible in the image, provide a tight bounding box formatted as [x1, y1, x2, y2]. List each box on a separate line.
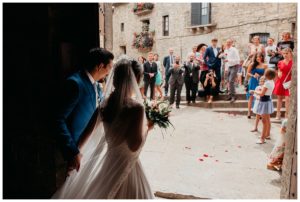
[141, 19, 150, 32]
[292, 23, 296, 39]
[120, 46, 126, 54]
[121, 23, 124, 32]
[191, 3, 211, 26]
[249, 33, 270, 46]
[162, 15, 169, 36]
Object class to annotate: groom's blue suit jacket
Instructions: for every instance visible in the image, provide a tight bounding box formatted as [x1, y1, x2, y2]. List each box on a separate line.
[56, 71, 103, 160]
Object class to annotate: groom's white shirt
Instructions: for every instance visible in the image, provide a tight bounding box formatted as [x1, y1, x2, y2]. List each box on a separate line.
[86, 71, 99, 107]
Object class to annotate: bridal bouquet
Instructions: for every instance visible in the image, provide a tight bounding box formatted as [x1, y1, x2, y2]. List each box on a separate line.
[144, 99, 173, 129]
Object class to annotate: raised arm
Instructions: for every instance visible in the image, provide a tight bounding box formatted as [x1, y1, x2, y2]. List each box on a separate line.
[167, 68, 174, 77]
[203, 48, 209, 66]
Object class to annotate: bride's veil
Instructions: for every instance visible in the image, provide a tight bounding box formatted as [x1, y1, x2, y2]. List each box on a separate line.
[80, 54, 144, 163]
[52, 55, 147, 199]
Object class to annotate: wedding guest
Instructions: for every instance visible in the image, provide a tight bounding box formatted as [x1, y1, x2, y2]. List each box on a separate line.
[273, 47, 293, 120]
[237, 60, 245, 86]
[253, 68, 276, 144]
[250, 76, 265, 132]
[224, 39, 241, 103]
[246, 53, 267, 118]
[154, 53, 164, 100]
[203, 38, 222, 86]
[277, 31, 294, 53]
[183, 53, 200, 104]
[143, 52, 158, 100]
[138, 56, 147, 99]
[265, 37, 277, 69]
[192, 45, 200, 59]
[244, 35, 265, 81]
[168, 56, 184, 109]
[197, 44, 209, 86]
[248, 35, 265, 56]
[267, 118, 288, 171]
[163, 48, 176, 96]
[203, 69, 219, 103]
[218, 44, 228, 92]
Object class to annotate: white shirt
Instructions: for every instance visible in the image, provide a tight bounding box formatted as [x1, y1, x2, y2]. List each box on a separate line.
[225, 46, 240, 67]
[86, 71, 99, 107]
[212, 47, 218, 57]
[169, 55, 174, 65]
[263, 80, 275, 96]
[265, 45, 277, 68]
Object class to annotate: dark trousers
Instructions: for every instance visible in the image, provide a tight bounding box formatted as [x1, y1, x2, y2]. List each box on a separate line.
[144, 79, 155, 100]
[204, 85, 219, 96]
[200, 70, 209, 86]
[185, 79, 198, 102]
[164, 75, 170, 95]
[214, 67, 221, 82]
[169, 82, 183, 106]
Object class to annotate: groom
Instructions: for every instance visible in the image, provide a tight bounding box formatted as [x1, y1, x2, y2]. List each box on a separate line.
[55, 47, 114, 174]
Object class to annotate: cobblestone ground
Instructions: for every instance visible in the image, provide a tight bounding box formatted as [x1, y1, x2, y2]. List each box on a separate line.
[140, 105, 282, 199]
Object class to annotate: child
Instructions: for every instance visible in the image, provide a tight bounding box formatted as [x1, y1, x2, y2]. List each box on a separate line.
[253, 68, 276, 144]
[237, 60, 244, 86]
[267, 118, 288, 170]
[250, 76, 265, 132]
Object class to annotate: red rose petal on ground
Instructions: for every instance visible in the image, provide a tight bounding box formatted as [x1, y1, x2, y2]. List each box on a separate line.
[225, 150, 228, 152]
[185, 147, 191, 149]
[215, 160, 219, 162]
[237, 145, 242, 148]
[198, 158, 204, 161]
[203, 154, 209, 157]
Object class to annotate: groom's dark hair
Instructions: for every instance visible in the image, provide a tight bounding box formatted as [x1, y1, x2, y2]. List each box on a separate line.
[85, 47, 114, 71]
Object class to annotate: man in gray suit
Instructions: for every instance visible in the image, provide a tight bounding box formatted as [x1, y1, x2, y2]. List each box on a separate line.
[163, 48, 175, 96]
[183, 53, 200, 104]
[168, 56, 184, 109]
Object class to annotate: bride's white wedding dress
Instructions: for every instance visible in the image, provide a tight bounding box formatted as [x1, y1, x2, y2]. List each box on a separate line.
[52, 57, 154, 199]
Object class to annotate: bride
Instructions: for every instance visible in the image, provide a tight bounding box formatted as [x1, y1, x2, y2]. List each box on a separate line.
[52, 56, 155, 199]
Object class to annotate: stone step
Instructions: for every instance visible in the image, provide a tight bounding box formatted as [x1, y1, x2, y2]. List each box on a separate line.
[180, 99, 285, 109]
[211, 107, 286, 118]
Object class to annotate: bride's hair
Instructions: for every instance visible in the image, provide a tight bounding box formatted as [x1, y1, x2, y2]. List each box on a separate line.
[101, 58, 143, 123]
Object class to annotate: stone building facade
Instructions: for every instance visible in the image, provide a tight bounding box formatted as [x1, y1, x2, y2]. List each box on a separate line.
[112, 3, 297, 61]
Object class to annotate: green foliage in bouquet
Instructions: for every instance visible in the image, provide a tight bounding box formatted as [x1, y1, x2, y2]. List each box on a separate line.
[144, 100, 174, 129]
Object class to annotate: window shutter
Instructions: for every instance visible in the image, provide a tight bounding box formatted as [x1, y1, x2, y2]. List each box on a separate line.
[191, 3, 201, 26]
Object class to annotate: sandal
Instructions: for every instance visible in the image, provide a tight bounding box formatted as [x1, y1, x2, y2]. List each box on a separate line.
[256, 139, 266, 144]
[267, 164, 277, 170]
[250, 129, 258, 132]
[265, 136, 271, 140]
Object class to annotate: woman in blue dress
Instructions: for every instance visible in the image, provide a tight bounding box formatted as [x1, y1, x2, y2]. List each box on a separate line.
[246, 52, 268, 118]
[154, 53, 164, 100]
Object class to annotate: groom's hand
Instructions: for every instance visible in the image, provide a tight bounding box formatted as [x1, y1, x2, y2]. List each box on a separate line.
[67, 153, 82, 175]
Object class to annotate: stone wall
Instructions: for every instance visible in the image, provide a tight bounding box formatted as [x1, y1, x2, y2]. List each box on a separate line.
[112, 3, 296, 63]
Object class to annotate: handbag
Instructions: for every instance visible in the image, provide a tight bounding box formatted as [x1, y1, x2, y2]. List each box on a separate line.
[242, 55, 253, 68]
[282, 68, 292, 90]
[269, 54, 283, 65]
